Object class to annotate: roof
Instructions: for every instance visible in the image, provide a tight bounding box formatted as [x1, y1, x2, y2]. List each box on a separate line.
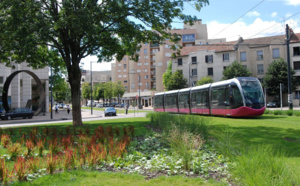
[179, 41, 236, 56]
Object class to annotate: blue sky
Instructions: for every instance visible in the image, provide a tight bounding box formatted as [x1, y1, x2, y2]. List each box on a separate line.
[82, 0, 300, 70]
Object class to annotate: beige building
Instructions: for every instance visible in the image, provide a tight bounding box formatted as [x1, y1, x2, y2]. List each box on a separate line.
[111, 20, 225, 107]
[172, 33, 300, 106]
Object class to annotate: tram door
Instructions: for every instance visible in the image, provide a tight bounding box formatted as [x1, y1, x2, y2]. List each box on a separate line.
[211, 86, 231, 116]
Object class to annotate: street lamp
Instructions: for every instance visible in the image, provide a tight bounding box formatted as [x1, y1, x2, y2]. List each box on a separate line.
[90, 61, 94, 115]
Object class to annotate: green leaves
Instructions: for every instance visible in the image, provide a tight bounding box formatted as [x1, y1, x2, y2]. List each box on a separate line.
[222, 61, 251, 80]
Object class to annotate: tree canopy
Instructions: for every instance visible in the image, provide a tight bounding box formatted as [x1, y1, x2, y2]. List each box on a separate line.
[222, 61, 251, 80]
[196, 76, 214, 86]
[166, 70, 187, 90]
[263, 58, 298, 97]
[0, 0, 209, 126]
[162, 61, 173, 90]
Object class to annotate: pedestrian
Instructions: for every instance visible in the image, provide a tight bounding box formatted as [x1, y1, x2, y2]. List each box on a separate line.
[67, 105, 70, 114]
[55, 104, 59, 114]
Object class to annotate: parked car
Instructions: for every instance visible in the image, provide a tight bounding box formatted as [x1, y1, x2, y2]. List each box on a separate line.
[115, 103, 124, 108]
[109, 102, 118, 107]
[63, 104, 71, 109]
[1, 108, 34, 120]
[96, 103, 103, 108]
[267, 101, 280, 107]
[104, 107, 117, 117]
[103, 103, 109, 107]
[58, 103, 65, 108]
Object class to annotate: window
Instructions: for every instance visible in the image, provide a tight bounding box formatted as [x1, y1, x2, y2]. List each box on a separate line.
[143, 69, 148, 72]
[165, 45, 171, 49]
[138, 76, 141, 82]
[125, 86, 128, 90]
[138, 83, 142, 86]
[123, 75, 127, 77]
[0, 77, 3, 84]
[205, 55, 213, 63]
[257, 50, 263, 60]
[144, 56, 148, 59]
[295, 90, 300, 99]
[124, 80, 128, 83]
[144, 62, 148, 65]
[137, 69, 141, 73]
[117, 70, 121, 72]
[146, 82, 149, 88]
[137, 62, 142, 66]
[223, 66, 227, 70]
[272, 48, 280, 58]
[192, 69, 197, 76]
[123, 69, 127, 72]
[293, 46, 300, 56]
[118, 64, 122, 67]
[118, 75, 122, 78]
[294, 61, 300, 70]
[131, 70, 135, 73]
[131, 83, 135, 89]
[144, 49, 147, 54]
[208, 68, 213, 76]
[223, 53, 229, 61]
[123, 57, 127, 61]
[257, 64, 264, 74]
[240, 52, 247, 61]
[165, 53, 171, 57]
[182, 34, 195, 42]
[192, 57, 197, 64]
[144, 75, 149, 79]
[178, 58, 182, 66]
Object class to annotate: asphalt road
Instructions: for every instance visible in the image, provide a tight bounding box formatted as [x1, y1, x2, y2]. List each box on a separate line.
[0, 108, 148, 128]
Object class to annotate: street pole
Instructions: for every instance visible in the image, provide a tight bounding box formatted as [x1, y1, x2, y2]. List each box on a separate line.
[280, 83, 283, 110]
[50, 62, 53, 119]
[286, 24, 293, 110]
[138, 74, 141, 108]
[90, 61, 93, 115]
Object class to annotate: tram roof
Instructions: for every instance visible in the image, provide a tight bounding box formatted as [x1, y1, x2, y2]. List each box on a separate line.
[164, 90, 179, 95]
[191, 83, 211, 91]
[179, 87, 192, 93]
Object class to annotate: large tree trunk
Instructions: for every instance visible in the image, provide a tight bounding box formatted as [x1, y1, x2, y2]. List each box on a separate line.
[68, 59, 83, 127]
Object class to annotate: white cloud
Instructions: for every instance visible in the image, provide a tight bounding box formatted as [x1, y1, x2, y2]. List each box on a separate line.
[207, 17, 300, 41]
[271, 12, 278, 17]
[81, 55, 114, 71]
[283, 0, 300, 6]
[246, 11, 260, 17]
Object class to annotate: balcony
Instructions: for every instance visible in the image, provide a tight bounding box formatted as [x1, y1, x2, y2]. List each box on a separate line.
[151, 78, 156, 81]
[150, 65, 156, 68]
[150, 43, 159, 48]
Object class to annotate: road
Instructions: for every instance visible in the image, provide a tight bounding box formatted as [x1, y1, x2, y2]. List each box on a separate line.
[0, 108, 148, 128]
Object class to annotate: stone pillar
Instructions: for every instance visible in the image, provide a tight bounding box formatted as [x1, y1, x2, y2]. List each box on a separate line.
[11, 64, 21, 108]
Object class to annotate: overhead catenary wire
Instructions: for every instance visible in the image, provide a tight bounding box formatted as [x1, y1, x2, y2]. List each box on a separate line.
[212, 0, 265, 38]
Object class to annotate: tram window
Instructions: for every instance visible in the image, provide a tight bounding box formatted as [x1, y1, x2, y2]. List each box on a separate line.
[202, 91, 208, 107]
[179, 93, 189, 108]
[211, 87, 226, 109]
[154, 96, 163, 107]
[230, 85, 243, 109]
[191, 92, 197, 108]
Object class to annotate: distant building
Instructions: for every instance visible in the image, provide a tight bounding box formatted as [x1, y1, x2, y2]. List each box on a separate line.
[111, 20, 225, 107]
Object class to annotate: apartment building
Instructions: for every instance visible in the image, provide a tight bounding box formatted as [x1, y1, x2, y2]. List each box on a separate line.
[172, 33, 300, 106]
[0, 63, 49, 113]
[111, 20, 225, 107]
[82, 70, 111, 85]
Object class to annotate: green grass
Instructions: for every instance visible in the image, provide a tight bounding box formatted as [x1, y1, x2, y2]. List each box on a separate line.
[12, 171, 224, 186]
[3, 114, 300, 185]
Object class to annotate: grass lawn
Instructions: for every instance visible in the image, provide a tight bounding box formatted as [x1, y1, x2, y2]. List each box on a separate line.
[3, 114, 300, 185]
[209, 115, 300, 179]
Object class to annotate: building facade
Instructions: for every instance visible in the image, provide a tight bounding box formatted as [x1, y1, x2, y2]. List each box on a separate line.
[111, 20, 225, 107]
[172, 33, 300, 106]
[0, 63, 49, 113]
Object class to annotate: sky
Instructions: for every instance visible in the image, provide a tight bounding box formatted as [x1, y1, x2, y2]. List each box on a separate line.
[81, 0, 300, 71]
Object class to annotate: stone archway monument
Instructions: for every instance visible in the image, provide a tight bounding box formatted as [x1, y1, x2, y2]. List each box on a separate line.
[2, 70, 45, 116]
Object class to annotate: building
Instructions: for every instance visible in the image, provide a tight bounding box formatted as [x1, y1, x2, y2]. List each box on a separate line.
[0, 62, 49, 113]
[82, 70, 111, 85]
[172, 32, 300, 106]
[111, 20, 225, 107]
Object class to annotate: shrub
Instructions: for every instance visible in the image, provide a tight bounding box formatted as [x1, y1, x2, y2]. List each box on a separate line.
[36, 139, 45, 157]
[231, 145, 299, 186]
[49, 139, 59, 155]
[285, 110, 293, 116]
[63, 149, 76, 171]
[14, 157, 28, 181]
[46, 155, 58, 174]
[165, 124, 204, 170]
[1, 134, 11, 148]
[294, 110, 300, 116]
[27, 157, 40, 173]
[0, 159, 11, 184]
[7, 143, 22, 160]
[273, 110, 282, 115]
[25, 140, 35, 157]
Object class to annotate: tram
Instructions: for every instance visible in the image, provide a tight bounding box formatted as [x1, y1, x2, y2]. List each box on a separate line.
[154, 77, 265, 117]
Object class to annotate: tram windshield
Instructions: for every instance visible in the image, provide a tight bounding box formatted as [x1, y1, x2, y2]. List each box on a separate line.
[239, 79, 265, 109]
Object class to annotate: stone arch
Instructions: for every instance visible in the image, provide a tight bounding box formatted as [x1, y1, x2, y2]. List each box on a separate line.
[2, 70, 45, 116]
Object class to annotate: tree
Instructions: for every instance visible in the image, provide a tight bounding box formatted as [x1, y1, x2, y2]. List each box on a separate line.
[222, 61, 251, 80]
[166, 70, 187, 90]
[0, 0, 209, 126]
[196, 76, 214, 86]
[263, 58, 298, 97]
[54, 81, 71, 103]
[113, 81, 126, 103]
[93, 83, 105, 102]
[162, 61, 173, 90]
[81, 82, 91, 106]
[104, 82, 113, 103]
